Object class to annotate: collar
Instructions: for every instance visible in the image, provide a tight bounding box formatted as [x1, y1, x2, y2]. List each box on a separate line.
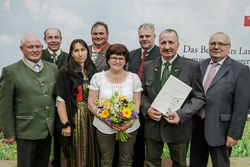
[209, 55, 227, 65]
[161, 54, 177, 66]
[141, 45, 155, 55]
[91, 42, 110, 53]
[24, 57, 42, 67]
[47, 48, 62, 56]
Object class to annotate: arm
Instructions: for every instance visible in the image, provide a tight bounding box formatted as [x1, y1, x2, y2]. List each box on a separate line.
[175, 63, 205, 124]
[227, 66, 250, 143]
[0, 68, 16, 141]
[57, 100, 71, 137]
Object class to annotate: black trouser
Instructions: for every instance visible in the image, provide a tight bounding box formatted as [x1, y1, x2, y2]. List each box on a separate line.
[190, 115, 231, 167]
[16, 134, 52, 167]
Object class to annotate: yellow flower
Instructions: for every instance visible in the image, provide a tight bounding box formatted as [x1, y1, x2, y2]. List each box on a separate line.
[102, 109, 109, 118]
[107, 102, 112, 107]
[102, 100, 107, 103]
[119, 96, 126, 100]
[122, 108, 131, 118]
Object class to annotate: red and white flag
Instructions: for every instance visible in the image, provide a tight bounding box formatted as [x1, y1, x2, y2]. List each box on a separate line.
[244, 6, 250, 26]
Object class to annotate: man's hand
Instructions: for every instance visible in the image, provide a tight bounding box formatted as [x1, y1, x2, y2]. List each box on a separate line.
[164, 112, 180, 124]
[3, 137, 15, 145]
[226, 136, 238, 147]
[147, 107, 162, 121]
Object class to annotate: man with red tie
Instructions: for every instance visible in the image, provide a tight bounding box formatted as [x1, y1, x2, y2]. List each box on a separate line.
[129, 23, 161, 167]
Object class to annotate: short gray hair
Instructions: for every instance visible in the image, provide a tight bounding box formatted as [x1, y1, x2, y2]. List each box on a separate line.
[138, 23, 155, 33]
[159, 29, 179, 42]
[20, 34, 41, 47]
[209, 32, 231, 45]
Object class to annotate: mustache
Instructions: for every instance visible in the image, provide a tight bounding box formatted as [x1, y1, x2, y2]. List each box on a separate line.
[162, 49, 172, 52]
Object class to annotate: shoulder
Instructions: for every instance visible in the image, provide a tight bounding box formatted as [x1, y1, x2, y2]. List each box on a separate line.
[129, 48, 140, 57]
[42, 60, 58, 69]
[178, 56, 199, 67]
[3, 60, 23, 72]
[144, 57, 160, 66]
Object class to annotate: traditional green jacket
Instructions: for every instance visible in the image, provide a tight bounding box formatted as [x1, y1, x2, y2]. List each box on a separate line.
[0, 59, 58, 140]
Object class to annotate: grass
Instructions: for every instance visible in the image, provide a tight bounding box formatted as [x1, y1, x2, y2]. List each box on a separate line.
[162, 120, 250, 158]
[0, 121, 249, 160]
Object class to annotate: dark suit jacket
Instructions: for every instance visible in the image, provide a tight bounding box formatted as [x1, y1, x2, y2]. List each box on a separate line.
[141, 55, 205, 143]
[200, 56, 250, 146]
[41, 49, 68, 70]
[129, 45, 161, 74]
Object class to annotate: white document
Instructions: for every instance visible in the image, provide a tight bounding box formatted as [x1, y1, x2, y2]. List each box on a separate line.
[151, 75, 192, 115]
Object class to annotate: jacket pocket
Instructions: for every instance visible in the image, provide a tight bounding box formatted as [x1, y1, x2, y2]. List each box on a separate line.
[16, 116, 34, 119]
[145, 80, 153, 87]
[220, 114, 231, 122]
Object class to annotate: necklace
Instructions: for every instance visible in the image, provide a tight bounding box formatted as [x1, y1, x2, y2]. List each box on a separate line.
[109, 70, 125, 79]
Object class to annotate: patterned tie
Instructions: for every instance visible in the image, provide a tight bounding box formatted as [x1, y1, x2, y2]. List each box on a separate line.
[137, 50, 148, 79]
[160, 61, 171, 88]
[51, 53, 57, 64]
[199, 62, 218, 118]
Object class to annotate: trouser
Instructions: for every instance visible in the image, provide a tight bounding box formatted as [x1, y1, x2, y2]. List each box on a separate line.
[97, 129, 137, 167]
[190, 115, 231, 167]
[146, 139, 189, 167]
[16, 134, 52, 167]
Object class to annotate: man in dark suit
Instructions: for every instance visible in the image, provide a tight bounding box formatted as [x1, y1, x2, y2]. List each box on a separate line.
[42, 28, 68, 167]
[190, 32, 250, 167]
[141, 29, 205, 167]
[89, 21, 111, 72]
[42, 28, 68, 70]
[0, 34, 58, 167]
[129, 23, 161, 167]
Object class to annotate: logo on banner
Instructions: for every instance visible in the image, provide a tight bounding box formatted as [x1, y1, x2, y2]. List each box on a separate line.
[244, 6, 250, 26]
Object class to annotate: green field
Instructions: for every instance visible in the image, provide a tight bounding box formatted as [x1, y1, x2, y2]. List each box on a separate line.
[0, 121, 249, 160]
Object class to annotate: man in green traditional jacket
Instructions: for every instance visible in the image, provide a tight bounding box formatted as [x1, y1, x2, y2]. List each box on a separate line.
[0, 34, 58, 167]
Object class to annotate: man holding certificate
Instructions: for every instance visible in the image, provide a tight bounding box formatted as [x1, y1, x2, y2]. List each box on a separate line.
[141, 29, 205, 167]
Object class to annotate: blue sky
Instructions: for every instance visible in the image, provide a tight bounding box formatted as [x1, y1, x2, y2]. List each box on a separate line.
[0, 0, 250, 73]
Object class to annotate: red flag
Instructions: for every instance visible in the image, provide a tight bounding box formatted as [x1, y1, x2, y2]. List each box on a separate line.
[244, 6, 250, 26]
[244, 16, 250, 26]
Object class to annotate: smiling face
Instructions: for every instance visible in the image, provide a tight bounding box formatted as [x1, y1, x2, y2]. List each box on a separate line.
[20, 35, 43, 63]
[139, 27, 156, 50]
[71, 42, 88, 66]
[159, 31, 179, 61]
[209, 33, 231, 62]
[44, 28, 62, 52]
[107, 54, 126, 72]
[91, 25, 109, 48]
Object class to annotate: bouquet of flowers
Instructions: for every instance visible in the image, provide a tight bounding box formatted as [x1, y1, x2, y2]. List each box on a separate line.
[95, 91, 139, 142]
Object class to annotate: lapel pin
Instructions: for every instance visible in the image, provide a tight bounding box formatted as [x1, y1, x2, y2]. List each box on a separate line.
[154, 68, 158, 72]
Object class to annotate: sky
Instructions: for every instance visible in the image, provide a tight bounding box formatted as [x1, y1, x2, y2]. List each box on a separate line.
[0, 0, 250, 73]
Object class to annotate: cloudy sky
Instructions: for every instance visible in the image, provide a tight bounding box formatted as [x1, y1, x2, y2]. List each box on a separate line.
[0, 0, 250, 73]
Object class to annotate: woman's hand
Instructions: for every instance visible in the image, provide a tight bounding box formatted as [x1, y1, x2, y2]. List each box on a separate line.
[62, 126, 71, 137]
[110, 122, 131, 132]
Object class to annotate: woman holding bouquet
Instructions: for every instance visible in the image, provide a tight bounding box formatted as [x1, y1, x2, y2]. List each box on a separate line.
[88, 44, 143, 167]
[55, 39, 99, 167]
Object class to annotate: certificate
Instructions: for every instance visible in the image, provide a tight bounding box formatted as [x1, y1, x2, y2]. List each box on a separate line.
[151, 75, 192, 115]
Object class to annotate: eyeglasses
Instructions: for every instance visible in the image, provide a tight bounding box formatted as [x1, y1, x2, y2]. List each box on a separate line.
[209, 42, 230, 49]
[110, 57, 125, 62]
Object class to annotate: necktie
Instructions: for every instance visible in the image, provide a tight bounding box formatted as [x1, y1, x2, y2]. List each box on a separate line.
[137, 50, 148, 79]
[160, 62, 171, 88]
[51, 53, 57, 64]
[34, 64, 40, 72]
[199, 62, 218, 118]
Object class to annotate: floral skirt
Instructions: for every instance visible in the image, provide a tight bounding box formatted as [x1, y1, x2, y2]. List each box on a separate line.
[61, 102, 99, 167]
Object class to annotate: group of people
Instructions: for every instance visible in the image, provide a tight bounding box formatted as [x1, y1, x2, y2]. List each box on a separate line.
[0, 21, 249, 167]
